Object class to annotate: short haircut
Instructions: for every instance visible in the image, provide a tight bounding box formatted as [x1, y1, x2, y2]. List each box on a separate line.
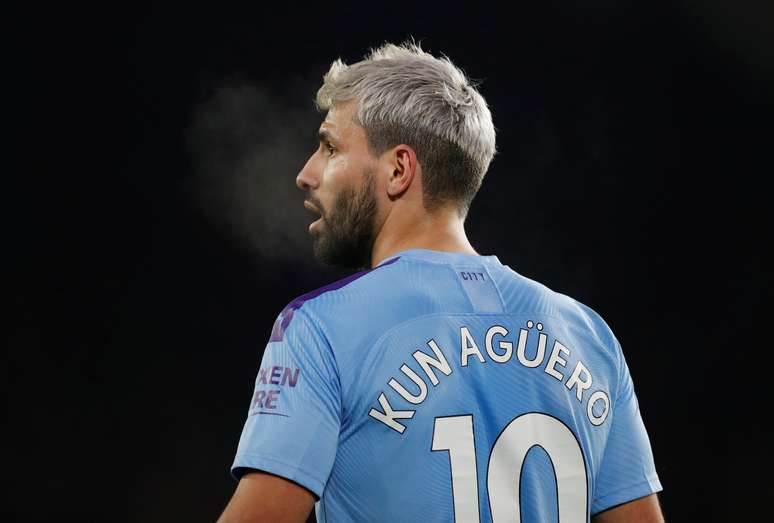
[315, 41, 497, 216]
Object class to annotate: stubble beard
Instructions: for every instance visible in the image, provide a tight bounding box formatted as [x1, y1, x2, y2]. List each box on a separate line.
[311, 170, 378, 270]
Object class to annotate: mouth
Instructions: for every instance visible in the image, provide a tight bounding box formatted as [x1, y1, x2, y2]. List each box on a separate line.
[304, 200, 323, 232]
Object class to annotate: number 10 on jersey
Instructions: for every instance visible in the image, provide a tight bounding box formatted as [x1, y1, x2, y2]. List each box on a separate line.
[432, 413, 588, 522]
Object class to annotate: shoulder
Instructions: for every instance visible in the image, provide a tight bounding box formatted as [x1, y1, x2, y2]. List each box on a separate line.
[269, 256, 405, 344]
[497, 265, 621, 354]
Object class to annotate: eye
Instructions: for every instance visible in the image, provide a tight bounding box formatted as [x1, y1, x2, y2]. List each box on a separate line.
[325, 142, 336, 156]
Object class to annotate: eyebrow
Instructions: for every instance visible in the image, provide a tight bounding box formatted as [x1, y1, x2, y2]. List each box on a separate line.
[317, 129, 337, 144]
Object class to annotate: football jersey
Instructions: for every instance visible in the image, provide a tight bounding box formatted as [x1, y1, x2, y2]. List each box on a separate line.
[232, 248, 662, 522]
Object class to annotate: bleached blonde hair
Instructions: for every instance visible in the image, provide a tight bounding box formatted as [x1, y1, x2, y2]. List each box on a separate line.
[315, 41, 497, 216]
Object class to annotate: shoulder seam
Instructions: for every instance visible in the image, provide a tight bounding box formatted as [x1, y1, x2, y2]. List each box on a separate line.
[269, 257, 401, 342]
[294, 256, 401, 307]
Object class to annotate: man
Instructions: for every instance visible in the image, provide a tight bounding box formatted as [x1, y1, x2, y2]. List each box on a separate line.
[218, 42, 664, 522]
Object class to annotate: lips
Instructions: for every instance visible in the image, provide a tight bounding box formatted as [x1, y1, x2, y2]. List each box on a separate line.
[304, 200, 320, 214]
[304, 200, 323, 232]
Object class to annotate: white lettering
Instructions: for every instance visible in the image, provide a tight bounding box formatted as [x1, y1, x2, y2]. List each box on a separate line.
[460, 326, 486, 367]
[544, 340, 569, 381]
[389, 365, 429, 404]
[565, 360, 592, 402]
[370, 323, 612, 435]
[414, 340, 452, 386]
[485, 325, 512, 363]
[587, 390, 610, 426]
[516, 327, 546, 368]
[368, 393, 416, 433]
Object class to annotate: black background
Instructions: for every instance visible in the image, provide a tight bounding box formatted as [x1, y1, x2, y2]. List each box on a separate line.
[9, 2, 772, 521]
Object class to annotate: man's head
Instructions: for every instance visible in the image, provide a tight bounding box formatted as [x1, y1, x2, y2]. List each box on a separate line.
[296, 42, 496, 269]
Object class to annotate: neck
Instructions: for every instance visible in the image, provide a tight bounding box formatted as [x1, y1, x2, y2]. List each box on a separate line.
[370, 204, 477, 267]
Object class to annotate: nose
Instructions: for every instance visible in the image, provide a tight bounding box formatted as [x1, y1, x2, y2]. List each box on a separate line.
[296, 152, 320, 191]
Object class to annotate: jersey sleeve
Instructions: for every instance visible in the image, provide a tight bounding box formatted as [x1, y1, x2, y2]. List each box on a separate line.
[231, 306, 341, 498]
[591, 342, 663, 514]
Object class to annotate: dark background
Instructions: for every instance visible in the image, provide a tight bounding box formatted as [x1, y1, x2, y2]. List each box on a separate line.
[8, 2, 772, 521]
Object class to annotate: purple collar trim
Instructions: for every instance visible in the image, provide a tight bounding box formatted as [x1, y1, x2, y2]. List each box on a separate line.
[269, 256, 400, 342]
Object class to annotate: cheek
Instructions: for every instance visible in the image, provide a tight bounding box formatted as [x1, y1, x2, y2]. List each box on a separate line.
[315, 161, 339, 211]
[323, 155, 350, 182]
[321, 157, 354, 195]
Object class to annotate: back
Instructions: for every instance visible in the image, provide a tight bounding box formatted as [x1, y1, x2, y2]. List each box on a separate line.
[232, 249, 661, 522]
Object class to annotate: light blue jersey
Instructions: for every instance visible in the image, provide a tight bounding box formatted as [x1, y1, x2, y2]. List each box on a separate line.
[232, 249, 661, 522]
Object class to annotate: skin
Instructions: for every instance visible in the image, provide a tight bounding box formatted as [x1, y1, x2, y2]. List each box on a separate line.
[217, 99, 665, 523]
[593, 494, 665, 523]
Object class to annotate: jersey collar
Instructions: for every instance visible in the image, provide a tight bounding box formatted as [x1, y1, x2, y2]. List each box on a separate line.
[377, 248, 501, 267]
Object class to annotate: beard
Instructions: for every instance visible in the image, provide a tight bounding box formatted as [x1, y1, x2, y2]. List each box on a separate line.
[309, 169, 378, 270]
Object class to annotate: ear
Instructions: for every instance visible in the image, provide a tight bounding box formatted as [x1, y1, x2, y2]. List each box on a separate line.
[385, 144, 419, 199]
